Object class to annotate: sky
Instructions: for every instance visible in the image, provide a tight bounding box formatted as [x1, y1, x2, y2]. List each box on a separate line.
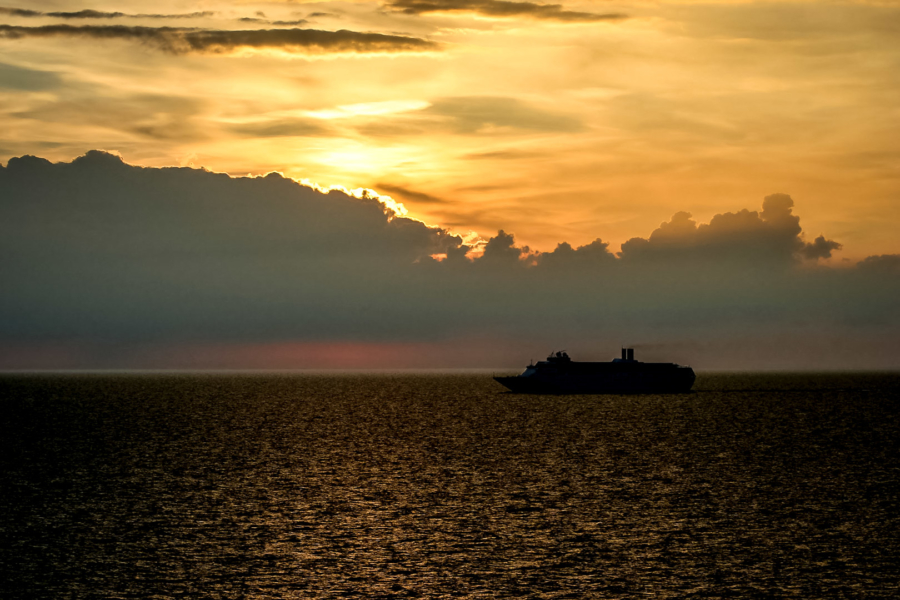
[1, 0, 899, 369]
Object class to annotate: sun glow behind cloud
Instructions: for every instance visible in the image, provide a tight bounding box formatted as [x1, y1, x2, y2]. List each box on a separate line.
[295, 177, 412, 219]
[1, 0, 899, 261]
[318, 144, 421, 177]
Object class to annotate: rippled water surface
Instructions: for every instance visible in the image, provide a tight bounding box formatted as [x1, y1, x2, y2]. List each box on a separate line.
[2, 372, 899, 598]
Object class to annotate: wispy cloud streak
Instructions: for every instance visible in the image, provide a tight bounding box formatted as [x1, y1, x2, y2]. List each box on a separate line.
[0, 24, 440, 55]
[240, 18, 309, 26]
[0, 6, 215, 19]
[385, 0, 627, 22]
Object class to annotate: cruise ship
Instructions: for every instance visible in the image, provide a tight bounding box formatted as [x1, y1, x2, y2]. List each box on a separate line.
[494, 348, 695, 394]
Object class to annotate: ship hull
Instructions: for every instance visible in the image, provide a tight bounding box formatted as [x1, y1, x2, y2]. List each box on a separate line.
[494, 369, 695, 394]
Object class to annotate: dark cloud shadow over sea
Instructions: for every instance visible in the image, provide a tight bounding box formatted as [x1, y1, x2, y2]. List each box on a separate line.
[1, 152, 897, 369]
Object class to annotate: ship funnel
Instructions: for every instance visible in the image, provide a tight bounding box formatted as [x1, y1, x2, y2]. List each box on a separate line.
[621, 348, 627, 360]
[627, 348, 634, 361]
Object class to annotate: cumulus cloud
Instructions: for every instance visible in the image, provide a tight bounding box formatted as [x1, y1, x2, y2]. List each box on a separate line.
[0, 151, 464, 341]
[384, 0, 628, 23]
[0, 152, 896, 370]
[856, 254, 900, 273]
[802, 235, 843, 260]
[0, 24, 440, 55]
[478, 229, 526, 264]
[618, 193, 842, 266]
[0, 7, 215, 19]
[536, 239, 616, 271]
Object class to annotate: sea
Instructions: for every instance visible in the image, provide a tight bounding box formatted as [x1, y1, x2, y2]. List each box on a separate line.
[1, 372, 898, 599]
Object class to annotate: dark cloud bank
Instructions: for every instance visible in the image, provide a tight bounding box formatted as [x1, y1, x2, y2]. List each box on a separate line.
[1, 152, 897, 369]
[0, 24, 439, 55]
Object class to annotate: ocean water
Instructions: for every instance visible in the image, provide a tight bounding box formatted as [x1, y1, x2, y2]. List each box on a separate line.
[1, 372, 899, 599]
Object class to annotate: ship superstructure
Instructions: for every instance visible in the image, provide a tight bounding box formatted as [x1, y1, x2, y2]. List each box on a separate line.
[494, 348, 695, 394]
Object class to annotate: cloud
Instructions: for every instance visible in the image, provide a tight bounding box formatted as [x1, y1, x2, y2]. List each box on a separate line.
[856, 254, 900, 273]
[0, 150, 464, 342]
[375, 183, 450, 205]
[463, 149, 546, 160]
[227, 118, 331, 138]
[618, 193, 842, 266]
[384, 0, 628, 23]
[239, 17, 309, 26]
[0, 7, 215, 19]
[802, 235, 843, 260]
[536, 239, 616, 271]
[0, 25, 441, 56]
[12, 93, 207, 141]
[0, 152, 896, 370]
[354, 97, 582, 138]
[0, 61, 61, 90]
[478, 229, 526, 263]
[0, 6, 39, 17]
[424, 96, 583, 134]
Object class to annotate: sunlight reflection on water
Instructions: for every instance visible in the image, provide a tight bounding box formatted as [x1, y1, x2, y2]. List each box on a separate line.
[2, 373, 899, 598]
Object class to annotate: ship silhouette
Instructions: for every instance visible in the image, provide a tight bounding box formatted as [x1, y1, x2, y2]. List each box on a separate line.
[494, 348, 695, 394]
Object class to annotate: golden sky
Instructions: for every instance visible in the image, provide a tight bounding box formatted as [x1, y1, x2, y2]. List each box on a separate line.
[2, 0, 899, 259]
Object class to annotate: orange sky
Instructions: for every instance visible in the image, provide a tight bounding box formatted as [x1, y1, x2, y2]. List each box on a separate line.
[2, 0, 899, 259]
